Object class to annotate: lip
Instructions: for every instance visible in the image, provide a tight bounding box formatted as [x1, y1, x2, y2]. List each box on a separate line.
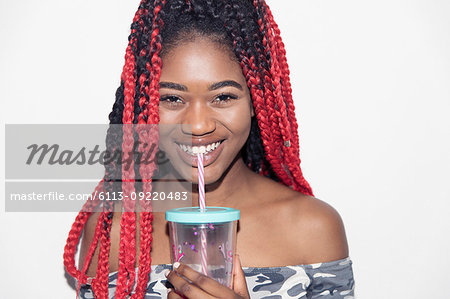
[175, 139, 225, 168]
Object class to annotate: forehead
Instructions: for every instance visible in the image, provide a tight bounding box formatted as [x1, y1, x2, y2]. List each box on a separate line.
[160, 38, 244, 85]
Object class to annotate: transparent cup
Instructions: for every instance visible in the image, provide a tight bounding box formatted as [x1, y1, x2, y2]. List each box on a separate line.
[165, 207, 240, 288]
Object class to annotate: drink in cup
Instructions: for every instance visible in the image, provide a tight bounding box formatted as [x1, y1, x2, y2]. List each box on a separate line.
[165, 207, 240, 288]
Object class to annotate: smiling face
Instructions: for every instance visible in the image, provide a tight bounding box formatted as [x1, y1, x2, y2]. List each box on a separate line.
[158, 37, 254, 184]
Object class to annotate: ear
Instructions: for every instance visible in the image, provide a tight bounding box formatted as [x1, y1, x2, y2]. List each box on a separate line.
[250, 101, 255, 117]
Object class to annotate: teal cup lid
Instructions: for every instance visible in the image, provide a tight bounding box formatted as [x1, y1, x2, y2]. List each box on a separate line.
[165, 207, 240, 224]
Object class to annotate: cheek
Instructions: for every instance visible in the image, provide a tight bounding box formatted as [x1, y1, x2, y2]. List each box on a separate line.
[158, 109, 180, 151]
[157, 128, 171, 155]
[158, 107, 176, 125]
[157, 117, 180, 155]
[221, 103, 252, 140]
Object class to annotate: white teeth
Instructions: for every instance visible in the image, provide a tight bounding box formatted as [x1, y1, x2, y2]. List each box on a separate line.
[178, 141, 222, 156]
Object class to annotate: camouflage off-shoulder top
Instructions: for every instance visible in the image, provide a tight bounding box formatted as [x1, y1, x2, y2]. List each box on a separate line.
[78, 257, 355, 298]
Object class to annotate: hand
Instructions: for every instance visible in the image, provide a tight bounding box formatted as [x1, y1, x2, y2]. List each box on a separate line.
[165, 254, 250, 299]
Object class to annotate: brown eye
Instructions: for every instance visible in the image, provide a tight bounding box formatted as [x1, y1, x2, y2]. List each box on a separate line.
[160, 95, 184, 108]
[161, 95, 182, 103]
[213, 93, 238, 104]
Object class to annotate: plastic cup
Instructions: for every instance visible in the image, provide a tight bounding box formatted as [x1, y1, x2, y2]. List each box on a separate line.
[165, 207, 240, 288]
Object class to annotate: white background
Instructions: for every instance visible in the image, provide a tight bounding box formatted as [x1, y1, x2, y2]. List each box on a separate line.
[1, 0, 449, 298]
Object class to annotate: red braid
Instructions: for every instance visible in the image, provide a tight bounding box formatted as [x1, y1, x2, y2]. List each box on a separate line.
[63, 181, 104, 298]
[254, 24, 285, 176]
[238, 3, 292, 185]
[131, 1, 165, 297]
[241, 55, 292, 184]
[263, 3, 313, 195]
[114, 10, 143, 297]
[91, 204, 114, 298]
[252, 0, 313, 195]
[77, 205, 103, 295]
[264, 4, 300, 148]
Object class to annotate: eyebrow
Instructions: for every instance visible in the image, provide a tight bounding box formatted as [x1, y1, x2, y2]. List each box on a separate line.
[209, 80, 243, 91]
[159, 80, 243, 91]
[159, 82, 187, 91]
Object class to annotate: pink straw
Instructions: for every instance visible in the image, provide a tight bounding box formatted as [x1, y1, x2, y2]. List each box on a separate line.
[197, 152, 208, 275]
[198, 152, 206, 210]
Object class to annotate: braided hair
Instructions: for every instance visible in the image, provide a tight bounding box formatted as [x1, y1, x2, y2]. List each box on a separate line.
[63, 1, 313, 298]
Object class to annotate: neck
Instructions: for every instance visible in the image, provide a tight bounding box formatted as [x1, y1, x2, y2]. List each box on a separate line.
[157, 155, 257, 211]
[196, 156, 254, 209]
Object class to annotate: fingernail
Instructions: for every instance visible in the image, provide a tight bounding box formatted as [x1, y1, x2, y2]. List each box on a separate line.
[173, 261, 180, 269]
[164, 269, 170, 277]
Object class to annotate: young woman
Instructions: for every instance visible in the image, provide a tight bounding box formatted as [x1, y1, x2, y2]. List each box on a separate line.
[63, 0, 355, 298]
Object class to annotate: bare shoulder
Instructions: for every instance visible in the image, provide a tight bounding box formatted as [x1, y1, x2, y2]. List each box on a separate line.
[249, 175, 349, 264]
[284, 193, 349, 264]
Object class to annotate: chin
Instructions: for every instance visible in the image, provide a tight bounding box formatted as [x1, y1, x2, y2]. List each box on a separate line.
[189, 167, 223, 185]
[161, 144, 239, 185]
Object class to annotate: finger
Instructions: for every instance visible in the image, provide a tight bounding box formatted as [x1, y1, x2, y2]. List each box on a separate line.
[167, 288, 183, 299]
[172, 262, 227, 296]
[232, 254, 250, 299]
[165, 268, 214, 299]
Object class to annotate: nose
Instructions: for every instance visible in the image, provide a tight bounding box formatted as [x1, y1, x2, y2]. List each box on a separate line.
[181, 101, 216, 136]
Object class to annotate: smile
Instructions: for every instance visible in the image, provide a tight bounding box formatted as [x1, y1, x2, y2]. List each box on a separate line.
[176, 141, 223, 156]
